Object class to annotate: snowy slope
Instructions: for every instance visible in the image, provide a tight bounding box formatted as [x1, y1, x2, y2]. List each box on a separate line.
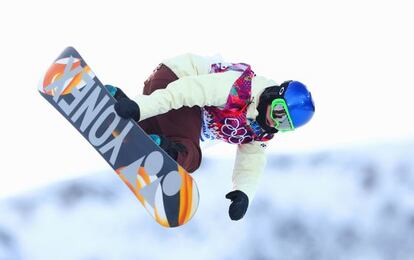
[1, 140, 414, 260]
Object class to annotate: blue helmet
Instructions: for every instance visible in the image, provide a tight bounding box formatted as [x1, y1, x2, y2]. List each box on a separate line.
[282, 81, 315, 128]
[257, 80, 315, 133]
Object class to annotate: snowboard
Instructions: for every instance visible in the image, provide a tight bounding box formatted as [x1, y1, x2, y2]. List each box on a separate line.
[38, 47, 199, 228]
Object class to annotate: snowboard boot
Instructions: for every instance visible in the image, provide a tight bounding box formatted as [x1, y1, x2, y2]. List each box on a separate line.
[149, 134, 187, 161]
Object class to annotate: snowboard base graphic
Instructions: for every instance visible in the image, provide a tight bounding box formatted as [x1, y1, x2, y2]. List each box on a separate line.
[38, 47, 199, 228]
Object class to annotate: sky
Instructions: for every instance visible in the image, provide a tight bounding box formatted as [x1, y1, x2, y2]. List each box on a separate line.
[0, 0, 413, 197]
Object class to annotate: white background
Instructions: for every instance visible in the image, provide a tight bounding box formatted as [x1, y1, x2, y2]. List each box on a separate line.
[0, 0, 413, 197]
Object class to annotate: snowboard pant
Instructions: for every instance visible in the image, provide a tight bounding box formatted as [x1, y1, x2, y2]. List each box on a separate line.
[138, 64, 202, 173]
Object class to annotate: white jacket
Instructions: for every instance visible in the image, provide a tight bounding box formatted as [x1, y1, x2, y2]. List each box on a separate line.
[134, 53, 277, 200]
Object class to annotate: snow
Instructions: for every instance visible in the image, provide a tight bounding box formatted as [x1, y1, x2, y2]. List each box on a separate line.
[1, 139, 414, 260]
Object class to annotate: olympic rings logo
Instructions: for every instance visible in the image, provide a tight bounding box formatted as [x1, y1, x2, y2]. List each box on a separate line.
[221, 118, 252, 144]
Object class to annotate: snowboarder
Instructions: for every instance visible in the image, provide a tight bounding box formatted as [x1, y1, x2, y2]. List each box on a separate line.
[107, 53, 315, 221]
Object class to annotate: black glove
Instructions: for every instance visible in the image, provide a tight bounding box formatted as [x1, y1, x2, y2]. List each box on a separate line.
[105, 85, 140, 121]
[114, 98, 140, 122]
[158, 135, 187, 161]
[105, 85, 129, 100]
[113, 87, 129, 101]
[225, 190, 249, 221]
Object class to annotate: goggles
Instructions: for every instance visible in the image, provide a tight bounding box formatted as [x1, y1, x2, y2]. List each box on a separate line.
[270, 98, 294, 132]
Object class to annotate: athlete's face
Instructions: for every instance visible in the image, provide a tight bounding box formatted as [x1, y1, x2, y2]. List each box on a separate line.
[265, 104, 276, 128]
